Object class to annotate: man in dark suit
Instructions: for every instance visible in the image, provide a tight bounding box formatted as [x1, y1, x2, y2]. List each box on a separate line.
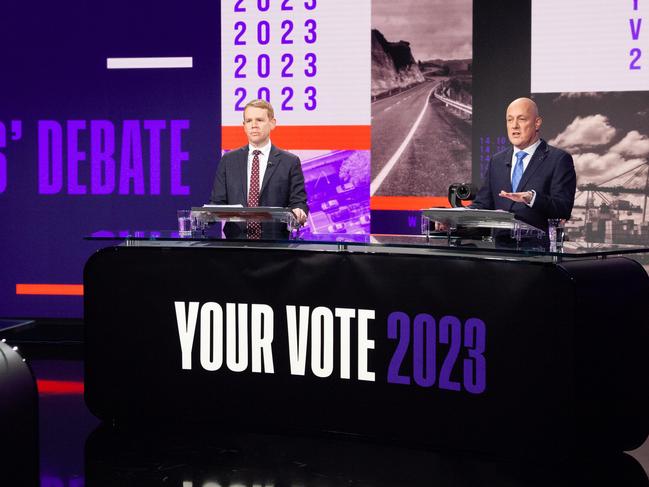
[471, 97, 576, 232]
[210, 99, 308, 239]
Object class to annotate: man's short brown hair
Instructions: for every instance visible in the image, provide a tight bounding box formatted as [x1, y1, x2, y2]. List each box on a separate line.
[243, 99, 275, 120]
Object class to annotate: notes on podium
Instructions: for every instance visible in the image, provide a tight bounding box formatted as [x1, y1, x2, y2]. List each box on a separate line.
[421, 207, 544, 239]
[191, 205, 299, 229]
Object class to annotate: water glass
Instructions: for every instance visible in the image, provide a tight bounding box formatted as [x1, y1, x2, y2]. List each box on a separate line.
[177, 210, 192, 237]
[547, 219, 565, 251]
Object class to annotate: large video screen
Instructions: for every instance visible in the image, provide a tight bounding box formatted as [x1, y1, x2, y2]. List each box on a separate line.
[531, 0, 649, 246]
[221, 0, 371, 237]
[1, 1, 221, 318]
[371, 0, 472, 212]
[531, 0, 646, 93]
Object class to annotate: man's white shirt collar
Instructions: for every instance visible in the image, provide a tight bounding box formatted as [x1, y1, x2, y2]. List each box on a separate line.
[513, 138, 542, 159]
[249, 139, 272, 155]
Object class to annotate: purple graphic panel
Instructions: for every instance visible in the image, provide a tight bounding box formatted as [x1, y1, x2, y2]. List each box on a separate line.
[0, 0, 221, 318]
[299, 150, 370, 237]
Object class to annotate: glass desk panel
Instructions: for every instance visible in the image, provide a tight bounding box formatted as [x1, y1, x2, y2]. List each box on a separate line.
[85, 231, 649, 262]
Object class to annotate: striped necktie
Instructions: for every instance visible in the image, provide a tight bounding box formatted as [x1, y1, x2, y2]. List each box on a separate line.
[247, 149, 262, 239]
[511, 150, 527, 193]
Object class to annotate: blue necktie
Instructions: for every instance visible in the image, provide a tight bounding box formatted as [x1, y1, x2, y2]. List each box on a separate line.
[511, 151, 527, 193]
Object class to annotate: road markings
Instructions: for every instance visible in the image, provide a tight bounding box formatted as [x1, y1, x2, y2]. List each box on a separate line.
[370, 87, 434, 196]
[106, 57, 193, 69]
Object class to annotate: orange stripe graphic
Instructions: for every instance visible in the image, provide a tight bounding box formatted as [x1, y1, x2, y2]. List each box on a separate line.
[37, 379, 84, 395]
[16, 284, 84, 296]
[222, 125, 371, 150]
[370, 196, 452, 211]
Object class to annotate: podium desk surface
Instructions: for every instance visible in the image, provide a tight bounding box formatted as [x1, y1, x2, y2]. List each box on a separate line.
[85, 231, 649, 262]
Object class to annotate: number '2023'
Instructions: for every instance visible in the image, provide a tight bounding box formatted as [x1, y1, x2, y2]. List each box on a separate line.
[234, 53, 317, 78]
[234, 19, 317, 45]
[387, 312, 486, 394]
[234, 0, 317, 12]
[235, 86, 317, 111]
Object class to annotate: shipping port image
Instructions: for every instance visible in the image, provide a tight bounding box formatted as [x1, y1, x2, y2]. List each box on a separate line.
[565, 160, 649, 245]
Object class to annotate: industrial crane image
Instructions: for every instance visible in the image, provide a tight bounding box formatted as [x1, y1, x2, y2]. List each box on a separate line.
[569, 160, 649, 244]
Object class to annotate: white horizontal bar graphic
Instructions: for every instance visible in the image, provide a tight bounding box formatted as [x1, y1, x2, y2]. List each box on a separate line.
[106, 57, 193, 69]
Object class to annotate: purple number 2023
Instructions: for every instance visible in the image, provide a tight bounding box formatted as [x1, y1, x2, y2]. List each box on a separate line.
[387, 311, 486, 394]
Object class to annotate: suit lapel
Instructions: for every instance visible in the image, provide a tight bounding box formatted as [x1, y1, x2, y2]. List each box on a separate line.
[236, 146, 249, 203]
[260, 145, 281, 196]
[497, 148, 515, 211]
[500, 147, 514, 193]
[517, 140, 548, 192]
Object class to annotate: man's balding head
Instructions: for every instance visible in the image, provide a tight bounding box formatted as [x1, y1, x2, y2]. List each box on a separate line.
[505, 97, 542, 149]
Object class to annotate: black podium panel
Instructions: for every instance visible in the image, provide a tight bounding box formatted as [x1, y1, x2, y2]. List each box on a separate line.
[84, 245, 649, 457]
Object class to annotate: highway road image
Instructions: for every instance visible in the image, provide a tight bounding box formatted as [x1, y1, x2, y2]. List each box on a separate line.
[371, 80, 471, 197]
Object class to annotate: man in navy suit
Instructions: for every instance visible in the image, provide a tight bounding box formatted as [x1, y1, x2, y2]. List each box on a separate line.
[471, 97, 576, 232]
[210, 99, 308, 238]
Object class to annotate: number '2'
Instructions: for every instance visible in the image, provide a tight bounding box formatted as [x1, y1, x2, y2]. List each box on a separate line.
[630, 48, 642, 70]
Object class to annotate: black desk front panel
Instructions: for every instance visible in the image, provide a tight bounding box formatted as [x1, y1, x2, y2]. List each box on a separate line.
[84, 245, 649, 457]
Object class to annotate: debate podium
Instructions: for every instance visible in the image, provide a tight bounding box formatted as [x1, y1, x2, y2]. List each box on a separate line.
[191, 205, 301, 239]
[421, 207, 545, 243]
[84, 233, 649, 459]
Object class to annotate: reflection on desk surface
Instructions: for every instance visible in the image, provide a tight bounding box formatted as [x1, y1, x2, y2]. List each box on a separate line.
[85, 230, 649, 260]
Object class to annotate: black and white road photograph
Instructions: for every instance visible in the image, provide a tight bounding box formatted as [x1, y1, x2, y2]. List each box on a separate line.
[371, 0, 472, 198]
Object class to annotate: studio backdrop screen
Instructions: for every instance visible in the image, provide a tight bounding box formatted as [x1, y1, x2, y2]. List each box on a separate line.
[0, 0, 473, 318]
[529, 0, 649, 248]
[1, 0, 648, 318]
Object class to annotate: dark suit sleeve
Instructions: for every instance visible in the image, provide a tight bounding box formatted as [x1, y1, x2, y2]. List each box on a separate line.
[287, 155, 309, 214]
[209, 154, 229, 204]
[470, 162, 495, 210]
[532, 151, 576, 220]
